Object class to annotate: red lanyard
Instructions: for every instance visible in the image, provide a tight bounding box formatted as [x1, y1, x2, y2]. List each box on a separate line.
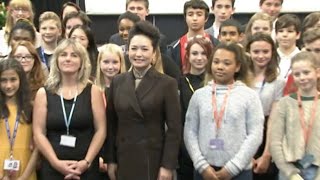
[297, 91, 318, 146]
[212, 83, 233, 129]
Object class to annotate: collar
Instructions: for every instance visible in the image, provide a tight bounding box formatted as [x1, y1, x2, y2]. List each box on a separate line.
[132, 65, 152, 79]
[277, 47, 300, 59]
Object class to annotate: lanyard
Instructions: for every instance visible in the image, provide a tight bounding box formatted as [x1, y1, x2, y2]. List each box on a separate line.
[40, 47, 49, 68]
[259, 79, 266, 94]
[185, 77, 195, 93]
[4, 113, 20, 157]
[297, 91, 318, 146]
[60, 90, 78, 135]
[212, 82, 233, 130]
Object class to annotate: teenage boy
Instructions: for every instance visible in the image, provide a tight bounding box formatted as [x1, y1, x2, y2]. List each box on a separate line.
[108, 0, 167, 53]
[37, 11, 62, 69]
[167, 0, 219, 71]
[275, 14, 301, 79]
[205, 0, 235, 39]
[303, 28, 320, 59]
[218, 19, 244, 44]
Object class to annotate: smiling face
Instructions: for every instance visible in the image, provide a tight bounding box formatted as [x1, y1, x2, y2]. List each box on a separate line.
[0, 69, 20, 99]
[12, 45, 35, 73]
[40, 20, 61, 44]
[211, 48, 240, 85]
[118, 18, 135, 43]
[58, 45, 81, 74]
[185, 8, 208, 33]
[128, 34, 155, 71]
[70, 28, 89, 49]
[100, 52, 121, 80]
[189, 43, 208, 73]
[249, 40, 272, 69]
[212, 0, 234, 23]
[292, 60, 320, 95]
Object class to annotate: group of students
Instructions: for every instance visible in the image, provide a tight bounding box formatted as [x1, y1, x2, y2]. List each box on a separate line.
[1, 0, 320, 180]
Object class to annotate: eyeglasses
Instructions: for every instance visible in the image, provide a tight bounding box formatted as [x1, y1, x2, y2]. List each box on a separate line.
[13, 55, 34, 62]
[12, 7, 29, 14]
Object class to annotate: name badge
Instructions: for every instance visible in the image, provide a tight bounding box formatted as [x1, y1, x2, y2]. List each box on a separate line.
[4, 159, 20, 171]
[209, 138, 224, 150]
[60, 135, 76, 148]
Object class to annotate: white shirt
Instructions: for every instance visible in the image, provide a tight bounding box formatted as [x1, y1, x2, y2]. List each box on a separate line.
[277, 47, 300, 80]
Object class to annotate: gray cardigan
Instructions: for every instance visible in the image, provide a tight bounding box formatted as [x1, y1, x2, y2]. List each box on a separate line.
[184, 80, 264, 177]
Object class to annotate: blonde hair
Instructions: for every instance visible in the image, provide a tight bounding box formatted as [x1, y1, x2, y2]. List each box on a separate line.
[245, 12, 273, 37]
[4, 0, 34, 41]
[95, 43, 126, 90]
[152, 47, 164, 74]
[39, 11, 62, 30]
[46, 39, 91, 92]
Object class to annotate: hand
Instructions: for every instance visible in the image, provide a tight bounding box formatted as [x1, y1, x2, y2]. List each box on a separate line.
[201, 166, 218, 180]
[290, 174, 304, 180]
[52, 160, 81, 177]
[74, 160, 90, 174]
[215, 168, 232, 180]
[157, 167, 173, 180]
[253, 155, 271, 174]
[107, 163, 117, 180]
[99, 157, 108, 172]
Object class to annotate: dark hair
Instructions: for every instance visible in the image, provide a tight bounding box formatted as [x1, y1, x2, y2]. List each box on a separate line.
[128, 21, 160, 51]
[117, 11, 141, 26]
[184, 37, 213, 74]
[69, 25, 98, 77]
[206, 42, 252, 86]
[62, 11, 91, 38]
[211, 0, 235, 8]
[61, 2, 81, 18]
[8, 19, 36, 46]
[259, 0, 283, 6]
[0, 58, 32, 123]
[183, 0, 210, 19]
[275, 14, 301, 33]
[9, 41, 46, 100]
[219, 19, 243, 34]
[246, 33, 279, 83]
[125, 0, 149, 9]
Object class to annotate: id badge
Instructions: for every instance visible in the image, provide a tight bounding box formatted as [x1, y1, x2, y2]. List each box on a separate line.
[209, 138, 224, 150]
[60, 135, 76, 148]
[4, 159, 20, 171]
[297, 153, 315, 169]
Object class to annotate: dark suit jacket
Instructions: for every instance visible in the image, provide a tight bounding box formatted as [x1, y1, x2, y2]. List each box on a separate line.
[106, 67, 181, 180]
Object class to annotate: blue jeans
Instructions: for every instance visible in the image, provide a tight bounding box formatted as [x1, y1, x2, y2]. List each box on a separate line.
[279, 165, 318, 180]
[194, 168, 252, 180]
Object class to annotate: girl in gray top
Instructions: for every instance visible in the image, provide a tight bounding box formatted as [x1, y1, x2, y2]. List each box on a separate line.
[184, 43, 264, 180]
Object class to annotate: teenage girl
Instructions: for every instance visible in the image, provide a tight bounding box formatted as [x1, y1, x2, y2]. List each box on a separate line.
[184, 43, 264, 180]
[0, 58, 38, 180]
[178, 37, 213, 180]
[270, 51, 320, 180]
[246, 32, 285, 180]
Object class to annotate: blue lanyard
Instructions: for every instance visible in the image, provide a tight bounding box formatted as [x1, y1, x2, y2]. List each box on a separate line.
[4, 113, 20, 157]
[40, 47, 49, 68]
[60, 90, 78, 135]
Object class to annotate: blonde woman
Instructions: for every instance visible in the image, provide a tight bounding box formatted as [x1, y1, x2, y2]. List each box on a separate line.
[33, 39, 106, 180]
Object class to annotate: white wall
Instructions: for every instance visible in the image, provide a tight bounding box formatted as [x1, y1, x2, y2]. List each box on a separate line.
[85, 0, 320, 15]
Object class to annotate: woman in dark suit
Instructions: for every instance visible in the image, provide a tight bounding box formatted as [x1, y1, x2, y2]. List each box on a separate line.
[106, 21, 182, 180]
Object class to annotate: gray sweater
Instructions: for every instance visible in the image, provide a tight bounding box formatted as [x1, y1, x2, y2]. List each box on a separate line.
[184, 80, 264, 177]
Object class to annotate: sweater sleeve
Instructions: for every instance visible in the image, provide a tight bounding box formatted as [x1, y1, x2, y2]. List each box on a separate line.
[224, 92, 264, 176]
[184, 91, 210, 174]
[270, 98, 300, 178]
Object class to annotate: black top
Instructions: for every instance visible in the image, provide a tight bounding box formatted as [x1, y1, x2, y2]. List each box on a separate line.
[41, 84, 100, 179]
[37, 47, 52, 69]
[179, 73, 205, 125]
